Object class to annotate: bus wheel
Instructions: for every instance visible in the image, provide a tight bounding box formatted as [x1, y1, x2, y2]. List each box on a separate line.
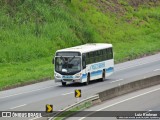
[62, 81, 66, 86]
[100, 71, 105, 82]
[85, 74, 90, 85]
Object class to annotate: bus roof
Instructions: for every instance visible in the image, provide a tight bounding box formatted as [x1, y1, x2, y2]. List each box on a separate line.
[56, 43, 112, 54]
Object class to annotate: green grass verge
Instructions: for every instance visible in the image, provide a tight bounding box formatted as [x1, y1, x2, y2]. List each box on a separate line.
[0, 57, 53, 90]
[0, 0, 160, 90]
[54, 101, 92, 120]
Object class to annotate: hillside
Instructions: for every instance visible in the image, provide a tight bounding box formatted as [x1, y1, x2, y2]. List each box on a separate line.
[0, 0, 160, 90]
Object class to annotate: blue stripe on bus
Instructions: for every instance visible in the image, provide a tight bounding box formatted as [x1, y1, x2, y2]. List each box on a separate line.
[106, 67, 114, 73]
[91, 70, 102, 76]
[82, 67, 113, 79]
[82, 70, 102, 79]
[82, 74, 87, 79]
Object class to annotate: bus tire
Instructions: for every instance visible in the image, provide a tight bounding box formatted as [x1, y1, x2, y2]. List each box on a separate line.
[100, 70, 105, 82]
[85, 74, 90, 85]
[62, 81, 66, 86]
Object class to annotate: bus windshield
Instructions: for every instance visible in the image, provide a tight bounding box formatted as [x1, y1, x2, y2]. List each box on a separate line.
[55, 57, 81, 74]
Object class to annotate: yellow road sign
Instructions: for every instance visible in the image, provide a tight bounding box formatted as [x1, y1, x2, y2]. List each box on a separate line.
[75, 89, 81, 98]
[46, 104, 53, 113]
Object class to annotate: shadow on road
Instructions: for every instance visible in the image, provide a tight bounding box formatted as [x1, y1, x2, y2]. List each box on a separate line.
[58, 79, 112, 87]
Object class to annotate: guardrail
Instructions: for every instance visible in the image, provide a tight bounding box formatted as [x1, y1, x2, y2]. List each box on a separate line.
[51, 94, 100, 119]
[62, 94, 99, 111]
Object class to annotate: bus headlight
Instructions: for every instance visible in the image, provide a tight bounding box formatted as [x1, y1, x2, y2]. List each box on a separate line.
[75, 73, 82, 78]
[55, 73, 61, 78]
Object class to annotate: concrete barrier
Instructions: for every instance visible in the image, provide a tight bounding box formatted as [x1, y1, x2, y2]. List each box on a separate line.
[99, 75, 160, 102]
[52, 75, 160, 119]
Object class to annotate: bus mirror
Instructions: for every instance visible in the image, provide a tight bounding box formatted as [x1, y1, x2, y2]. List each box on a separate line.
[52, 58, 54, 64]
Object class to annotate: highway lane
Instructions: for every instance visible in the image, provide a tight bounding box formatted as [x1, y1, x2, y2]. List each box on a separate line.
[0, 53, 159, 119]
[72, 84, 160, 120]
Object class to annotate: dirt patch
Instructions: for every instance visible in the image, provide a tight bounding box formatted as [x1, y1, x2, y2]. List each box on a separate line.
[94, 0, 126, 16]
[93, 0, 160, 16]
[128, 0, 159, 7]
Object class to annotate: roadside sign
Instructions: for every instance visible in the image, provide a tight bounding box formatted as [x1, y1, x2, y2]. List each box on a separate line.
[46, 104, 53, 113]
[75, 89, 81, 98]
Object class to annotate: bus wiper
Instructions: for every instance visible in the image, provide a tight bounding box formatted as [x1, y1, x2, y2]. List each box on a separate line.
[68, 56, 75, 63]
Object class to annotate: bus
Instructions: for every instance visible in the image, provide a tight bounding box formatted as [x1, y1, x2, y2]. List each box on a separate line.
[53, 43, 114, 86]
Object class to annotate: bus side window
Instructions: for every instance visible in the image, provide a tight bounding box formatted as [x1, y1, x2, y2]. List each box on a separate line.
[97, 50, 101, 62]
[90, 52, 94, 63]
[108, 48, 113, 59]
[105, 49, 108, 60]
[86, 52, 89, 64]
[108, 49, 110, 59]
[110, 48, 113, 59]
[82, 54, 86, 69]
[100, 50, 103, 61]
[103, 49, 106, 60]
[93, 51, 96, 62]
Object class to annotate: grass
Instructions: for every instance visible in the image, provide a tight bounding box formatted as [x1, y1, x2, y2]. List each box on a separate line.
[54, 101, 92, 120]
[0, 57, 53, 90]
[0, 0, 160, 90]
[71, 0, 160, 62]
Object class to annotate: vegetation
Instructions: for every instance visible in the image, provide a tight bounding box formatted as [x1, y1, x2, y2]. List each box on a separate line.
[54, 101, 92, 120]
[0, 0, 160, 90]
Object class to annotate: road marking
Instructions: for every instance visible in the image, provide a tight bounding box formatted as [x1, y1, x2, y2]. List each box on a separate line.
[48, 117, 53, 120]
[0, 86, 54, 99]
[78, 87, 160, 120]
[10, 104, 26, 110]
[110, 79, 123, 83]
[116, 59, 160, 71]
[154, 69, 160, 72]
[62, 92, 73, 95]
[144, 110, 152, 114]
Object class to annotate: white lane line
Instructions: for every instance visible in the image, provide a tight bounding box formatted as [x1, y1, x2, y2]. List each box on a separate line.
[116, 59, 160, 71]
[144, 110, 152, 114]
[0, 86, 54, 99]
[62, 92, 74, 95]
[154, 69, 160, 72]
[78, 87, 160, 120]
[48, 117, 54, 120]
[110, 79, 123, 83]
[10, 104, 26, 110]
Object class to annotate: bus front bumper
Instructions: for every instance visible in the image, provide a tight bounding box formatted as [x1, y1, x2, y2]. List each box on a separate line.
[55, 78, 82, 83]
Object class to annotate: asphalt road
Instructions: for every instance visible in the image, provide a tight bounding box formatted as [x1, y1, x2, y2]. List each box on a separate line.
[70, 84, 160, 120]
[0, 53, 160, 120]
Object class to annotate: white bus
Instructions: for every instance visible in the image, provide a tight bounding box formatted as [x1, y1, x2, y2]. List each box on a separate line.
[53, 43, 114, 86]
